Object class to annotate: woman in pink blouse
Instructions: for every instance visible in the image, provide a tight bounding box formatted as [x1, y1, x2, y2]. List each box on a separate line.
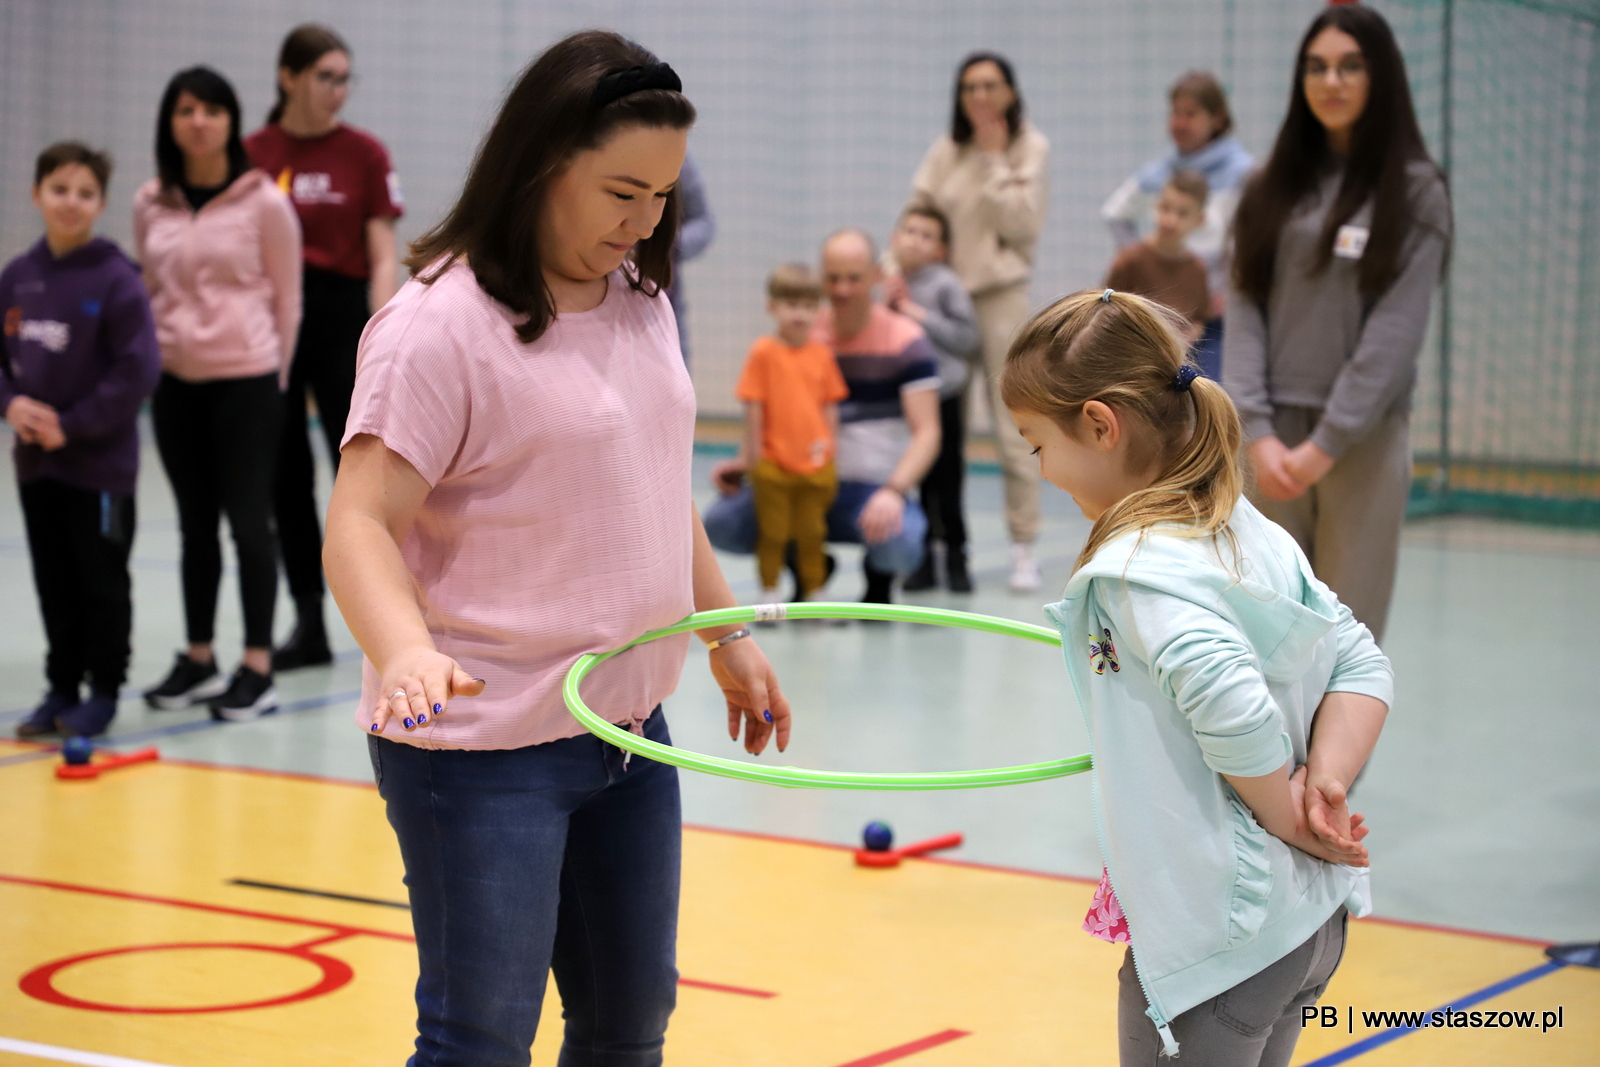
[323, 32, 790, 1066]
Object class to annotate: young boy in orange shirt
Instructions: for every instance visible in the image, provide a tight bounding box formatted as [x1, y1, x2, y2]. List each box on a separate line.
[735, 264, 848, 604]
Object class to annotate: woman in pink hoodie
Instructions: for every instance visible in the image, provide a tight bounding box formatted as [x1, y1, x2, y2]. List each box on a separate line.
[134, 66, 302, 721]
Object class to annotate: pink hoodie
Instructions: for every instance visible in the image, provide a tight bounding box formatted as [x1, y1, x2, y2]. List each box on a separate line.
[133, 169, 302, 384]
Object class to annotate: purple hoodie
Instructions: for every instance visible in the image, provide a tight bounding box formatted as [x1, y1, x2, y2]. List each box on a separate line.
[0, 237, 161, 495]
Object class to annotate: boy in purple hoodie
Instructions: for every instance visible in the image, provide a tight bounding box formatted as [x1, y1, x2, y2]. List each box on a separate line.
[2, 143, 161, 738]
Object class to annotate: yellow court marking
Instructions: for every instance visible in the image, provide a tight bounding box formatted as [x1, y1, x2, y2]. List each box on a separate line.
[0, 741, 1593, 1066]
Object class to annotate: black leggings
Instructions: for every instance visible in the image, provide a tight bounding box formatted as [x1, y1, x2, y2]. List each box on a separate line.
[918, 393, 968, 554]
[20, 478, 135, 695]
[152, 372, 281, 649]
[276, 267, 369, 602]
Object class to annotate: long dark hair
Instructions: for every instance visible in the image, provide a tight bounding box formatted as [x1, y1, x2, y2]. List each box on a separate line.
[406, 31, 695, 344]
[155, 67, 251, 191]
[268, 23, 350, 125]
[1232, 5, 1443, 301]
[950, 52, 1024, 145]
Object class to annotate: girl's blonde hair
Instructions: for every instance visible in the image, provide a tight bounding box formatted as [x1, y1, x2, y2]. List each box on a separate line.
[999, 289, 1243, 571]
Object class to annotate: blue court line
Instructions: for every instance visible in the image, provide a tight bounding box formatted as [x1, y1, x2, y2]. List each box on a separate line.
[1299, 958, 1568, 1066]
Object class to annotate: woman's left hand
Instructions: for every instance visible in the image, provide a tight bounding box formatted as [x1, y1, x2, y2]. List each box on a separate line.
[708, 637, 791, 755]
[1283, 441, 1336, 489]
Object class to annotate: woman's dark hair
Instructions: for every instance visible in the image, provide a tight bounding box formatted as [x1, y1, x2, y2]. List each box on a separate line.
[1169, 70, 1233, 138]
[950, 52, 1023, 145]
[155, 67, 251, 191]
[1232, 4, 1444, 301]
[406, 30, 696, 344]
[268, 23, 350, 124]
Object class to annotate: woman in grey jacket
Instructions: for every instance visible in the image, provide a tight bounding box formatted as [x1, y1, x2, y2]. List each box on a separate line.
[1224, 4, 1451, 642]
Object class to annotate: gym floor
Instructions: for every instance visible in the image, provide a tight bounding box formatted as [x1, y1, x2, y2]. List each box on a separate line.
[1, 426, 1595, 1065]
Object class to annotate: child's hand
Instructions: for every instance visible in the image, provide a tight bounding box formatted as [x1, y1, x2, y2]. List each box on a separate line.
[1300, 766, 1369, 855]
[709, 459, 747, 495]
[6, 396, 62, 447]
[1290, 766, 1369, 867]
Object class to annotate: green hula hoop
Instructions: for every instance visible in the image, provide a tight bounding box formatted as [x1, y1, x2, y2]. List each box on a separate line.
[562, 602, 1093, 791]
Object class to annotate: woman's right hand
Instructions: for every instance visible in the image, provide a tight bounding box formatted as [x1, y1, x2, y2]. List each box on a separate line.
[372, 646, 486, 733]
[1248, 436, 1307, 501]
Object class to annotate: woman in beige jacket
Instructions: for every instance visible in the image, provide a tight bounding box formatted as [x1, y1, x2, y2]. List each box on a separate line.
[909, 51, 1049, 591]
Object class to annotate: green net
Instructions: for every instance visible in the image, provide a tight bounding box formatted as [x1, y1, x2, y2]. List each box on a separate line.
[1389, 0, 1600, 525]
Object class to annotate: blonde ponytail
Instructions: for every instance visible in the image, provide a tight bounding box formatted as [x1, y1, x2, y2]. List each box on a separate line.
[998, 290, 1242, 571]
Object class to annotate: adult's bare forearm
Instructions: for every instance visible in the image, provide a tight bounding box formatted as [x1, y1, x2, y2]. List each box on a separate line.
[324, 510, 435, 674]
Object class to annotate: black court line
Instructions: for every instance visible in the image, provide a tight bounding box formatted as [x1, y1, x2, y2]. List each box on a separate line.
[228, 877, 410, 910]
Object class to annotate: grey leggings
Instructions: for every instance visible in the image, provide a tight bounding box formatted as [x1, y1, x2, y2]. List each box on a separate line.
[1119, 908, 1348, 1066]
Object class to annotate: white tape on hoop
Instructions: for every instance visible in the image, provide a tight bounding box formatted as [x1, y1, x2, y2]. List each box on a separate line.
[753, 603, 788, 622]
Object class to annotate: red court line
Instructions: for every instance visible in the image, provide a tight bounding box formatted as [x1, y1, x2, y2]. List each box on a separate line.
[677, 977, 777, 999]
[831, 1029, 971, 1065]
[0, 872, 776, 998]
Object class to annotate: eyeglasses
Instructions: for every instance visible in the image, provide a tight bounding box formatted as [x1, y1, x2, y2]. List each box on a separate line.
[1304, 56, 1368, 82]
[314, 70, 354, 88]
[960, 80, 1007, 95]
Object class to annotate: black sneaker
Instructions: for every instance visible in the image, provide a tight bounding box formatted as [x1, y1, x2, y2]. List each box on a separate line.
[16, 690, 77, 738]
[209, 666, 279, 722]
[946, 548, 974, 594]
[862, 565, 894, 606]
[272, 619, 333, 672]
[902, 553, 938, 592]
[145, 653, 228, 709]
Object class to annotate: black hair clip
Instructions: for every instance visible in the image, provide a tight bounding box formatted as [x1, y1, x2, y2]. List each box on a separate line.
[592, 62, 682, 109]
[1173, 365, 1199, 393]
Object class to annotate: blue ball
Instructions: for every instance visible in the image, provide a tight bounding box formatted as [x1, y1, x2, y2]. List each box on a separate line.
[62, 736, 93, 766]
[862, 821, 894, 852]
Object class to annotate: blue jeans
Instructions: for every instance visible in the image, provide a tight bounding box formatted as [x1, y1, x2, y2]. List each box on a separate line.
[702, 479, 927, 576]
[370, 708, 680, 1067]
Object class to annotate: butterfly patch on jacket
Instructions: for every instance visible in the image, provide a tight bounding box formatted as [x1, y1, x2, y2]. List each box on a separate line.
[1089, 628, 1120, 674]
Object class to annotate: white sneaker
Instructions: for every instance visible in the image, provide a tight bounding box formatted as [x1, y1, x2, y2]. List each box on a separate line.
[1008, 543, 1041, 592]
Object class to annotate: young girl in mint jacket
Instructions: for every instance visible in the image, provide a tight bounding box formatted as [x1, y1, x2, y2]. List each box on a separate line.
[1001, 288, 1392, 1066]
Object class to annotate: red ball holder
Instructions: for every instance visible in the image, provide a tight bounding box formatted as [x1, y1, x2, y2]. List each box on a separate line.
[56, 746, 160, 780]
[853, 831, 964, 868]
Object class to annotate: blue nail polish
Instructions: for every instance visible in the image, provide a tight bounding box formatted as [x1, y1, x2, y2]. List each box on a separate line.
[370, 723, 380, 732]
[433, 703, 442, 714]
[417, 713, 427, 724]
[403, 717, 415, 729]
[763, 709, 773, 723]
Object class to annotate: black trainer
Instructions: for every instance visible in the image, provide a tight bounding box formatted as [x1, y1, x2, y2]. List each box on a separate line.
[16, 690, 77, 738]
[946, 547, 974, 594]
[144, 653, 227, 709]
[862, 564, 895, 605]
[902, 552, 938, 592]
[272, 617, 333, 672]
[209, 666, 279, 722]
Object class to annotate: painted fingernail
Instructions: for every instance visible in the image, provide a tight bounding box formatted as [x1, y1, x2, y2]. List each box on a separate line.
[433, 703, 442, 714]
[403, 717, 415, 729]
[763, 709, 773, 723]
[474, 678, 486, 685]
[416, 713, 427, 724]
[370, 722, 380, 732]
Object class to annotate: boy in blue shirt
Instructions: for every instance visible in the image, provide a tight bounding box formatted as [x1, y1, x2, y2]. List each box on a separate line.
[3, 142, 161, 738]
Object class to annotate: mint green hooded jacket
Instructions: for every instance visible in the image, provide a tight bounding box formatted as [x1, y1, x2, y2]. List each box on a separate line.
[1044, 498, 1392, 1055]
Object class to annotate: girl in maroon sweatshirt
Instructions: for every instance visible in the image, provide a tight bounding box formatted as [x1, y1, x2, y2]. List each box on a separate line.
[2, 142, 161, 738]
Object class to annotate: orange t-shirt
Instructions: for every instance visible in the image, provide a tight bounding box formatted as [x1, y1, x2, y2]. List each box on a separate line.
[735, 337, 849, 475]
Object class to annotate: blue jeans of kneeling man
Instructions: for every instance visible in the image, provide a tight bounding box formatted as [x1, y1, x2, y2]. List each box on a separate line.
[370, 707, 680, 1067]
[702, 480, 927, 576]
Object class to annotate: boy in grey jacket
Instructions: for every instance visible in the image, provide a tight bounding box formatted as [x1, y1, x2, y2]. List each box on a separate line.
[886, 206, 981, 591]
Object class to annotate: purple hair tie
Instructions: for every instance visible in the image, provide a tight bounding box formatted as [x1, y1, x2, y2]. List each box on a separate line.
[1173, 365, 1199, 392]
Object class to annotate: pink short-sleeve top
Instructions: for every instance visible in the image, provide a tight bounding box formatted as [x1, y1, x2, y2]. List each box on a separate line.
[342, 261, 697, 750]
